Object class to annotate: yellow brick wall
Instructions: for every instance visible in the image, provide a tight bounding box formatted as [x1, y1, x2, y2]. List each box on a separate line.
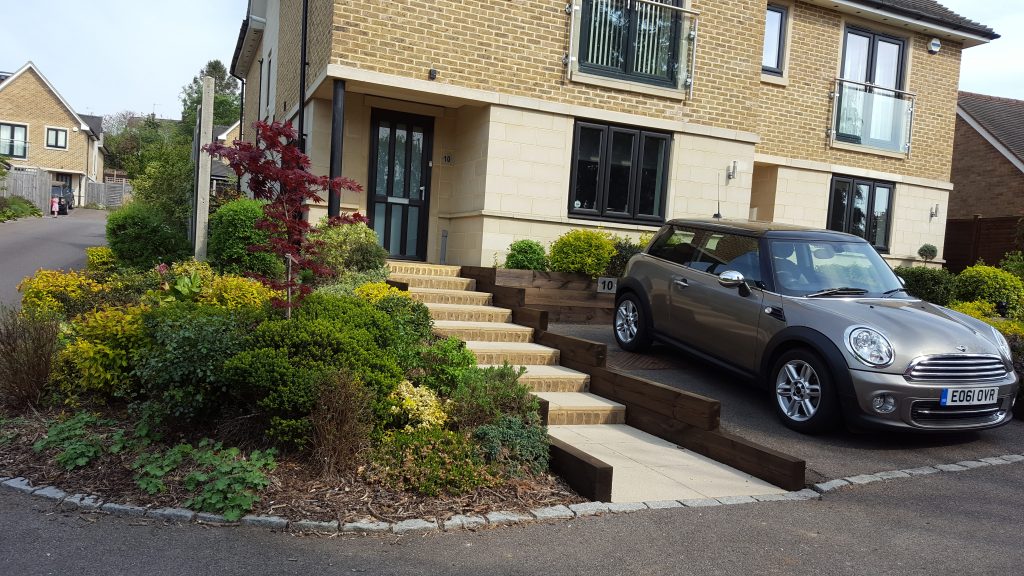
[755, 2, 962, 183]
[273, 0, 332, 122]
[0, 68, 89, 173]
[242, 37, 263, 142]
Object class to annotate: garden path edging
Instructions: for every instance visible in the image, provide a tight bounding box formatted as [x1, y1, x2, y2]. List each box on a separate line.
[5, 452, 1020, 535]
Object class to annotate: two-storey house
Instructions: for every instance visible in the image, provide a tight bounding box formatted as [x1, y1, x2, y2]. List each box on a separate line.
[229, 0, 996, 267]
[0, 62, 106, 205]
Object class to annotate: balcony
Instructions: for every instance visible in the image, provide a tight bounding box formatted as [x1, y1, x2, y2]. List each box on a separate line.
[829, 78, 915, 156]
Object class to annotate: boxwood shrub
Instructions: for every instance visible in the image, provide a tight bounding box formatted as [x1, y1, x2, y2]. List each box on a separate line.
[207, 199, 284, 279]
[548, 229, 616, 278]
[954, 265, 1024, 319]
[893, 266, 955, 305]
[106, 202, 190, 269]
[504, 240, 548, 271]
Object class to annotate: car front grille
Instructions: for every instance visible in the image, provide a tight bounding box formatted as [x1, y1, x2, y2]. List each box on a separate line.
[904, 355, 1008, 382]
[910, 400, 1006, 427]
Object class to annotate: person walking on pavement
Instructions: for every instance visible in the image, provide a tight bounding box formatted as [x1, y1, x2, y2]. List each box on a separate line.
[50, 196, 59, 218]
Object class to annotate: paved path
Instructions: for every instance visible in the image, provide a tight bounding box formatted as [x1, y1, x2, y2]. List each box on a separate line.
[0, 208, 108, 306]
[1, 463, 1020, 575]
[551, 324, 1024, 484]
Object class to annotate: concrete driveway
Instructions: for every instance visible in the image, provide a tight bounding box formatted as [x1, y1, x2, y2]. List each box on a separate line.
[0, 208, 108, 306]
[551, 324, 1024, 484]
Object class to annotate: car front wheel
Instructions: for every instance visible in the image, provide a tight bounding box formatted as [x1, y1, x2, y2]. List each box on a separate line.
[771, 349, 840, 434]
[613, 293, 652, 352]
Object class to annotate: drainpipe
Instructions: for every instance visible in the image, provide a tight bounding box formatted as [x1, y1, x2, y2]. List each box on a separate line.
[237, 78, 245, 195]
[297, 0, 309, 153]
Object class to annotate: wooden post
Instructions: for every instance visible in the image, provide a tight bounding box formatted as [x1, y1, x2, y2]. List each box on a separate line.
[194, 76, 215, 260]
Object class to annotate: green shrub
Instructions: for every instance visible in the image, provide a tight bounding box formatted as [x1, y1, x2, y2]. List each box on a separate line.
[999, 251, 1024, 281]
[32, 412, 122, 471]
[0, 306, 60, 411]
[504, 240, 548, 271]
[18, 269, 101, 318]
[314, 267, 389, 297]
[222, 348, 330, 449]
[207, 199, 284, 279]
[917, 244, 938, 261]
[308, 220, 386, 273]
[894, 266, 956, 306]
[954, 265, 1024, 319]
[375, 294, 433, 372]
[133, 304, 246, 425]
[448, 364, 535, 429]
[371, 428, 493, 496]
[548, 229, 617, 278]
[605, 236, 643, 278]
[0, 196, 41, 221]
[415, 337, 478, 397]
[474, 413, 549, 476]
[948, 300, 996, 320]
[94, 269, 163, 309]
[106, 202, 190, 268]
[58, 305, 148, 401]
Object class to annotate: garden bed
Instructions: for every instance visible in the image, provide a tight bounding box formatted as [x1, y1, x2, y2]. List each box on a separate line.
[462, 267, 614, 325]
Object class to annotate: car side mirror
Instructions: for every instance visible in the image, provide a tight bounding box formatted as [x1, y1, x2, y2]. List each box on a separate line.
[719, 270, 751, 296]
[898, 276, 906, 287]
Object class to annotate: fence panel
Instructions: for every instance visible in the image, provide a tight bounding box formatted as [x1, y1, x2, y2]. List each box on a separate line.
[84, 181, 131, 208]
[0, 169, 52, 211]
[943, 216, 1021, 273]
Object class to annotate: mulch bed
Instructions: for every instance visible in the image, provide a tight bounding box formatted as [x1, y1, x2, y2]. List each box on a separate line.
[0, 412, 585, 524]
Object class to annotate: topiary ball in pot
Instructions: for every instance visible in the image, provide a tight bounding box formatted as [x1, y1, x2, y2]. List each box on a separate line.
[503, 239, 548, 271]
[917, 244, 938, 261]
[548, 229, 617, 278]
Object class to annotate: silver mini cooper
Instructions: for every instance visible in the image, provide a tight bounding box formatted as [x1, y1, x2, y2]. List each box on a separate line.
[614, 219, 1019, 433]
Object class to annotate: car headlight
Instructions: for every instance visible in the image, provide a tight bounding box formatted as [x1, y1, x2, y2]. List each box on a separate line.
[846, 326, 894, 367]
[991, 325, 1012, 361]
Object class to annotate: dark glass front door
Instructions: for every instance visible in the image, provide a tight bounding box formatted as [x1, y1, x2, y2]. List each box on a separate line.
[368, 109, 433, 261]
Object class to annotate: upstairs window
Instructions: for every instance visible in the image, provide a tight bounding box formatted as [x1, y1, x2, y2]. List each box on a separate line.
[578, 0, 685, 88]
[46, 127, 67, 150]
[762, 4, 788, 76]
[0, 122, 27, 158]
[833, 27, 912, 154]
[827, 175, 893, 252]
[569, 120, 670, 224]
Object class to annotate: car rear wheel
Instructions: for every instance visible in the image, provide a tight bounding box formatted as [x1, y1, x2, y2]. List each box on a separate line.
[771, 349, 840, 434]
[614, 293, 652, 352]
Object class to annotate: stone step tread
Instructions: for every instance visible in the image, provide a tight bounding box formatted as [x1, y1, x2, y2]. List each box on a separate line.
[433, 320, 530, 331]
[425, 303, 512, 314]
[480, 364, 588, 379]
[465, 341, 558, 352]
[386, 261, 463, 277]
[409, 287, 492, 299]
[533, 392, 626, 411]
[390, 273, 474, 285]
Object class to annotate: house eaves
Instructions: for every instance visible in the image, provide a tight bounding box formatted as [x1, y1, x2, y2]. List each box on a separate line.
[230, 0, 267, 79]
[802, 0, 997, 47]
[957, 92, 1024, 176]
[0, 62, 90, 131]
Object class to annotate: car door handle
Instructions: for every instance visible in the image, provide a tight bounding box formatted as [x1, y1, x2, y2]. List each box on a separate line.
[673, 278, 689, 289]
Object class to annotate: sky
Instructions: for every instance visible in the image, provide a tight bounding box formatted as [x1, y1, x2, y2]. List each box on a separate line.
[0, 0, 1020, 124]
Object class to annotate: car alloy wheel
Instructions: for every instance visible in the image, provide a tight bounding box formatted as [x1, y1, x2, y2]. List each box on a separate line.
[775, 359, 822, 422]
[615, 299, 639, 344]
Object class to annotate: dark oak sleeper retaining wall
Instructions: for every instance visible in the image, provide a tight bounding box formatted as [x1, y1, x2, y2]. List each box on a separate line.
[461, 266, 613, 324]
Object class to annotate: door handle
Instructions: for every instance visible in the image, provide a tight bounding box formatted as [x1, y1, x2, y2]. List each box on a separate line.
[672, 278, 689, 289]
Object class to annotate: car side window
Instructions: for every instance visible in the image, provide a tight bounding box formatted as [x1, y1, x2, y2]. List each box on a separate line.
[691, 232, 763, 285]
[648, 226, 700, 267]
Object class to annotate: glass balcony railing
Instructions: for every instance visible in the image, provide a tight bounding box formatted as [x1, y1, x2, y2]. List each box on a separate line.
[830, 78, 915, 156]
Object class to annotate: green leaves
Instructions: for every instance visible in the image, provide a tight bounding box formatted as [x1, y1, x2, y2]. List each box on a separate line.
[32, 412, 121, 471]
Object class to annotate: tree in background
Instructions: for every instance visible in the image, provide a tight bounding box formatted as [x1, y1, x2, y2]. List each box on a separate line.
[180, 60, 240, 132]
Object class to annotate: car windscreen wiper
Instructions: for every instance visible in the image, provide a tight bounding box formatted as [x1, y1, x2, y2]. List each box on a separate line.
[805, 287, 868, 298]
[882, 287, 908, 297]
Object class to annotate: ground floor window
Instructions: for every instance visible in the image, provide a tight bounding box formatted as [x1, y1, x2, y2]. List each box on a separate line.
[569, 120, 670, 224]
[827, 175, 893, 252]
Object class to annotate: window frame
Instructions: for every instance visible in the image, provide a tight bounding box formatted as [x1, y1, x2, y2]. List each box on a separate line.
[568, 120, 672, 225]
[762, 4, 788, 76]
[0, 121, 28, 159]
[577, 0, 684, 89]
[826, 175, 894, 253]
[835, 25, 908, 149]
[45, 127, 68, 150]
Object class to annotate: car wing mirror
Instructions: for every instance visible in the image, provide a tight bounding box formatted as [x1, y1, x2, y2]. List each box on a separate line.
[719, 270, 751, 297]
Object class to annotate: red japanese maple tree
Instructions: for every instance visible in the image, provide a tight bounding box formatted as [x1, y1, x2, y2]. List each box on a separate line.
[205, 121, 364, 308]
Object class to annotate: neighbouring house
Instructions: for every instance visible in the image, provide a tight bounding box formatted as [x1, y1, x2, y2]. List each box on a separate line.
[0, 61, 106, 205]
[229, 0, 996, 267]
[210, 121, 241, 194]
[944, 92, 1024, 272]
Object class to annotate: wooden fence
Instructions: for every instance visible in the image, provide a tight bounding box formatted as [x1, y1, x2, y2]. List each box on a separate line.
[85, 181, 131, 208]
[944, 215, 1022, 273]
[0, 168, 52, 211]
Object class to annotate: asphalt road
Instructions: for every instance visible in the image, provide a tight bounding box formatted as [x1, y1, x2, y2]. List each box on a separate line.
[0, 208, 108, 306]
[1, 463, 1021, 576]
[552, 324, 1024, 483]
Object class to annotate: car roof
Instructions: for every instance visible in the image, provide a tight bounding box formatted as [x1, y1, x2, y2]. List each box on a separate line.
[664, 218, 865, 242]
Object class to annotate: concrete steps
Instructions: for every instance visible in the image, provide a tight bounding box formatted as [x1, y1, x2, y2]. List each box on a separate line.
[433, 320, 534, 343]
[408, 288, 493, 306]
[426, 303, 512, 323]
[535, 392, 626, 425]
[480, 364, 590, 393]
[466, 341, 560, 366]
[390, 274, 476, 291]
[386, 261, 462, 277]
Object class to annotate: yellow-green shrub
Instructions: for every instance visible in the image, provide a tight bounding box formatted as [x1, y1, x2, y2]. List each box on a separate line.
[954, 265, 1024, 319]
[169, 260, 216, 287]
[198, 275, 279, 310]
[57, 305, 148, 400]
[18, 270, 101, 317]
[384, 380, 448, 432]
[548, 229, 617, 278]
[85, 246, 117, 275]
[948, 300, 996, 321]
[353, 281, 406, 304]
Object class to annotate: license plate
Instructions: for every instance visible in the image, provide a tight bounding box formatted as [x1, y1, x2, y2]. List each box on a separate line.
[940, 387, 999, 406]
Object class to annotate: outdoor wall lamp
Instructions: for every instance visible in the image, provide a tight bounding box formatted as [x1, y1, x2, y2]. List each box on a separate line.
[929, 203, 940, 220]
[725, 160, 738, 181]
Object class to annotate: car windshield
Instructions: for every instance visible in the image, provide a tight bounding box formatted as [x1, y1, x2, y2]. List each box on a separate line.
[769, 239, 905, 298]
